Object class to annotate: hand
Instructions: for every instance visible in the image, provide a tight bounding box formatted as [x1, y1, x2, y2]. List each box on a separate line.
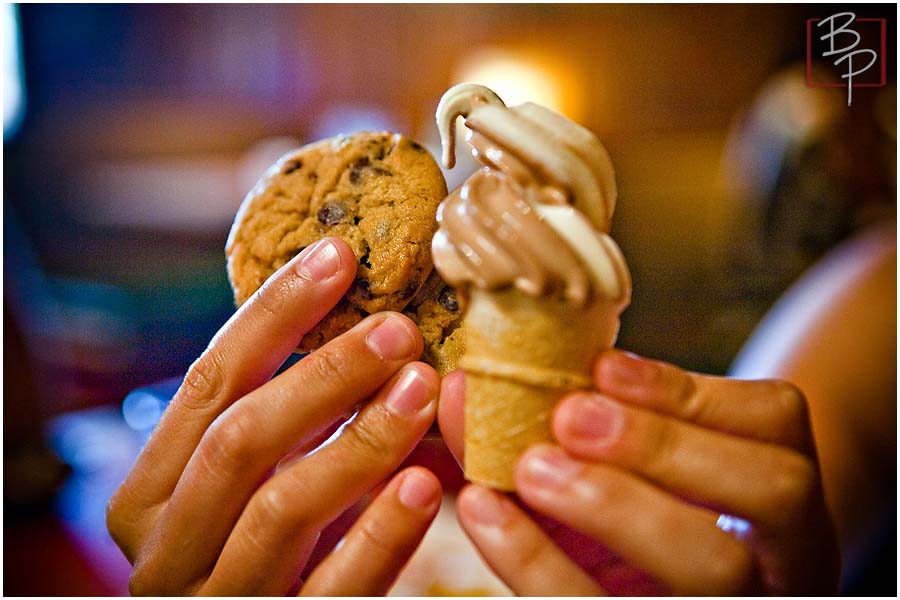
[438, 350, 841, 595]
[107, 238, 442, 595]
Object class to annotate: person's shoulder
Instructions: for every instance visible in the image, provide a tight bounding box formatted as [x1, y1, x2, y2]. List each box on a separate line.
[813, 221, 895, 287]
[730, 220, 896, 379]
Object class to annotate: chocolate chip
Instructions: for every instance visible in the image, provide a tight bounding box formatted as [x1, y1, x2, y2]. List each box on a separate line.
[409, 141, 426, 153]
[308, 171, 318, 182]
[439, 288, 459, 312]
[282, 159, 303, 175]
[317, 202, 347, 226]
[403, 279, 421, 299]
[349, 156, 370, 185]
[371, 166, 392, 177]
[355, 279, 372, 299]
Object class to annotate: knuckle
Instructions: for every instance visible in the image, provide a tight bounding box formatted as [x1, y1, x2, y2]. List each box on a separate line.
[577, 465, 620, 510]
[235, 483, 311, 561]
[706, 543, 756, 594]
[354, 516, 401, 561]
[128, 560, 162, 596]
[105, 487, 125, 534]
[673, 371, 702, 419]
[128, 573, 146, 596]
[342, 416, 395, 461]
[512, 532, 555, 575]
[105, 485, 149, 564]
[642, 416, 678, 480]
[773, 380, 807, 417]
[105, 487, 131, 551]
[200, 410, 258, 472]
[255, 485, 301, 527]
[177, 351, 228, 410]
[305, 345, 358, 392]
[771, 380, 810, 432]
[768, 451, 817, 526]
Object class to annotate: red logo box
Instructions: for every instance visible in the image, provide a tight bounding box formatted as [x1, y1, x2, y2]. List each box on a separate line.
[806, 18, 887, 88]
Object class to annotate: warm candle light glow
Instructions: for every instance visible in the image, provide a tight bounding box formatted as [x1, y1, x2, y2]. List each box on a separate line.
[451, 47, 583, 121]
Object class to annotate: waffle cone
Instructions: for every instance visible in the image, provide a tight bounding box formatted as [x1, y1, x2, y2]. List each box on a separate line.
[462, 287, 622, 490]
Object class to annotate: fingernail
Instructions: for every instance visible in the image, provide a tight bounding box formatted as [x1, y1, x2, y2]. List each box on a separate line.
[297, 239, 341, 282]
[463, 485, 512, 527]
[562, 394, 623, 445]
[366, 316, 417, 361]
[600, 351, 658, 389]
[385, 368, 434, 415]
[521, 447, 582, 491]
[397, 470, 439, 511]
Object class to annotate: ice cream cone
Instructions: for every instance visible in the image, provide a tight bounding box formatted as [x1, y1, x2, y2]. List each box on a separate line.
[462, 287, 622, 490]
[432, 83, 630, 491]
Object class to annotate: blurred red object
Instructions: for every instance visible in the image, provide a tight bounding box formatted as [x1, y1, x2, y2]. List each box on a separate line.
[4, 517, 121, 596]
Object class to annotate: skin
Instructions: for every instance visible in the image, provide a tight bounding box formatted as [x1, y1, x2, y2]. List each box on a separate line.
[438, 352, 842, 595]
[730, 223, 896, 581]
[109, 226, 890, 595]
[106, 238, 443, 596]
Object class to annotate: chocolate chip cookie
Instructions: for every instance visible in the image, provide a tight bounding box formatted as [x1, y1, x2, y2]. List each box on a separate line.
[403, 270, 465, 376]
[227, 131, 460, 371]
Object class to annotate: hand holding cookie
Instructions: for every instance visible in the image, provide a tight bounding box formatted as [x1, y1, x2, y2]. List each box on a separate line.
[226, 132, 463, 375]
[107, 238, 443, 595]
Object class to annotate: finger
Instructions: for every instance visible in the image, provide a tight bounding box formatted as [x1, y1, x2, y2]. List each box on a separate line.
[130, 313, 422, 594]
[456, 484, 605, 596]
[516, 445, 761, 596]
[109, 238, 356, 544]
[437, 368, 465, 463]
[275, 417, 348, 472]
[301, 467, 442, 596]
[553, 392, 819, 532]
[200, 362, 439, 596]
[298, 499, 367, 582]
[594, 350, 813, 451]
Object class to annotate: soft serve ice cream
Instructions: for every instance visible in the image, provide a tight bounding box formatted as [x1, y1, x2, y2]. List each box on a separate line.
[434, 83, 631, 489]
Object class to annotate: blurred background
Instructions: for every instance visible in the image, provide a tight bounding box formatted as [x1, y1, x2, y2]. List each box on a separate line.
[3, 3, 895, 596]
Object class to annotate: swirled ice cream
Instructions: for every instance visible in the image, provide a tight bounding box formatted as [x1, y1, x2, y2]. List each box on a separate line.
[432, 83, 633, 491]
[433, 83, 630, 308]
